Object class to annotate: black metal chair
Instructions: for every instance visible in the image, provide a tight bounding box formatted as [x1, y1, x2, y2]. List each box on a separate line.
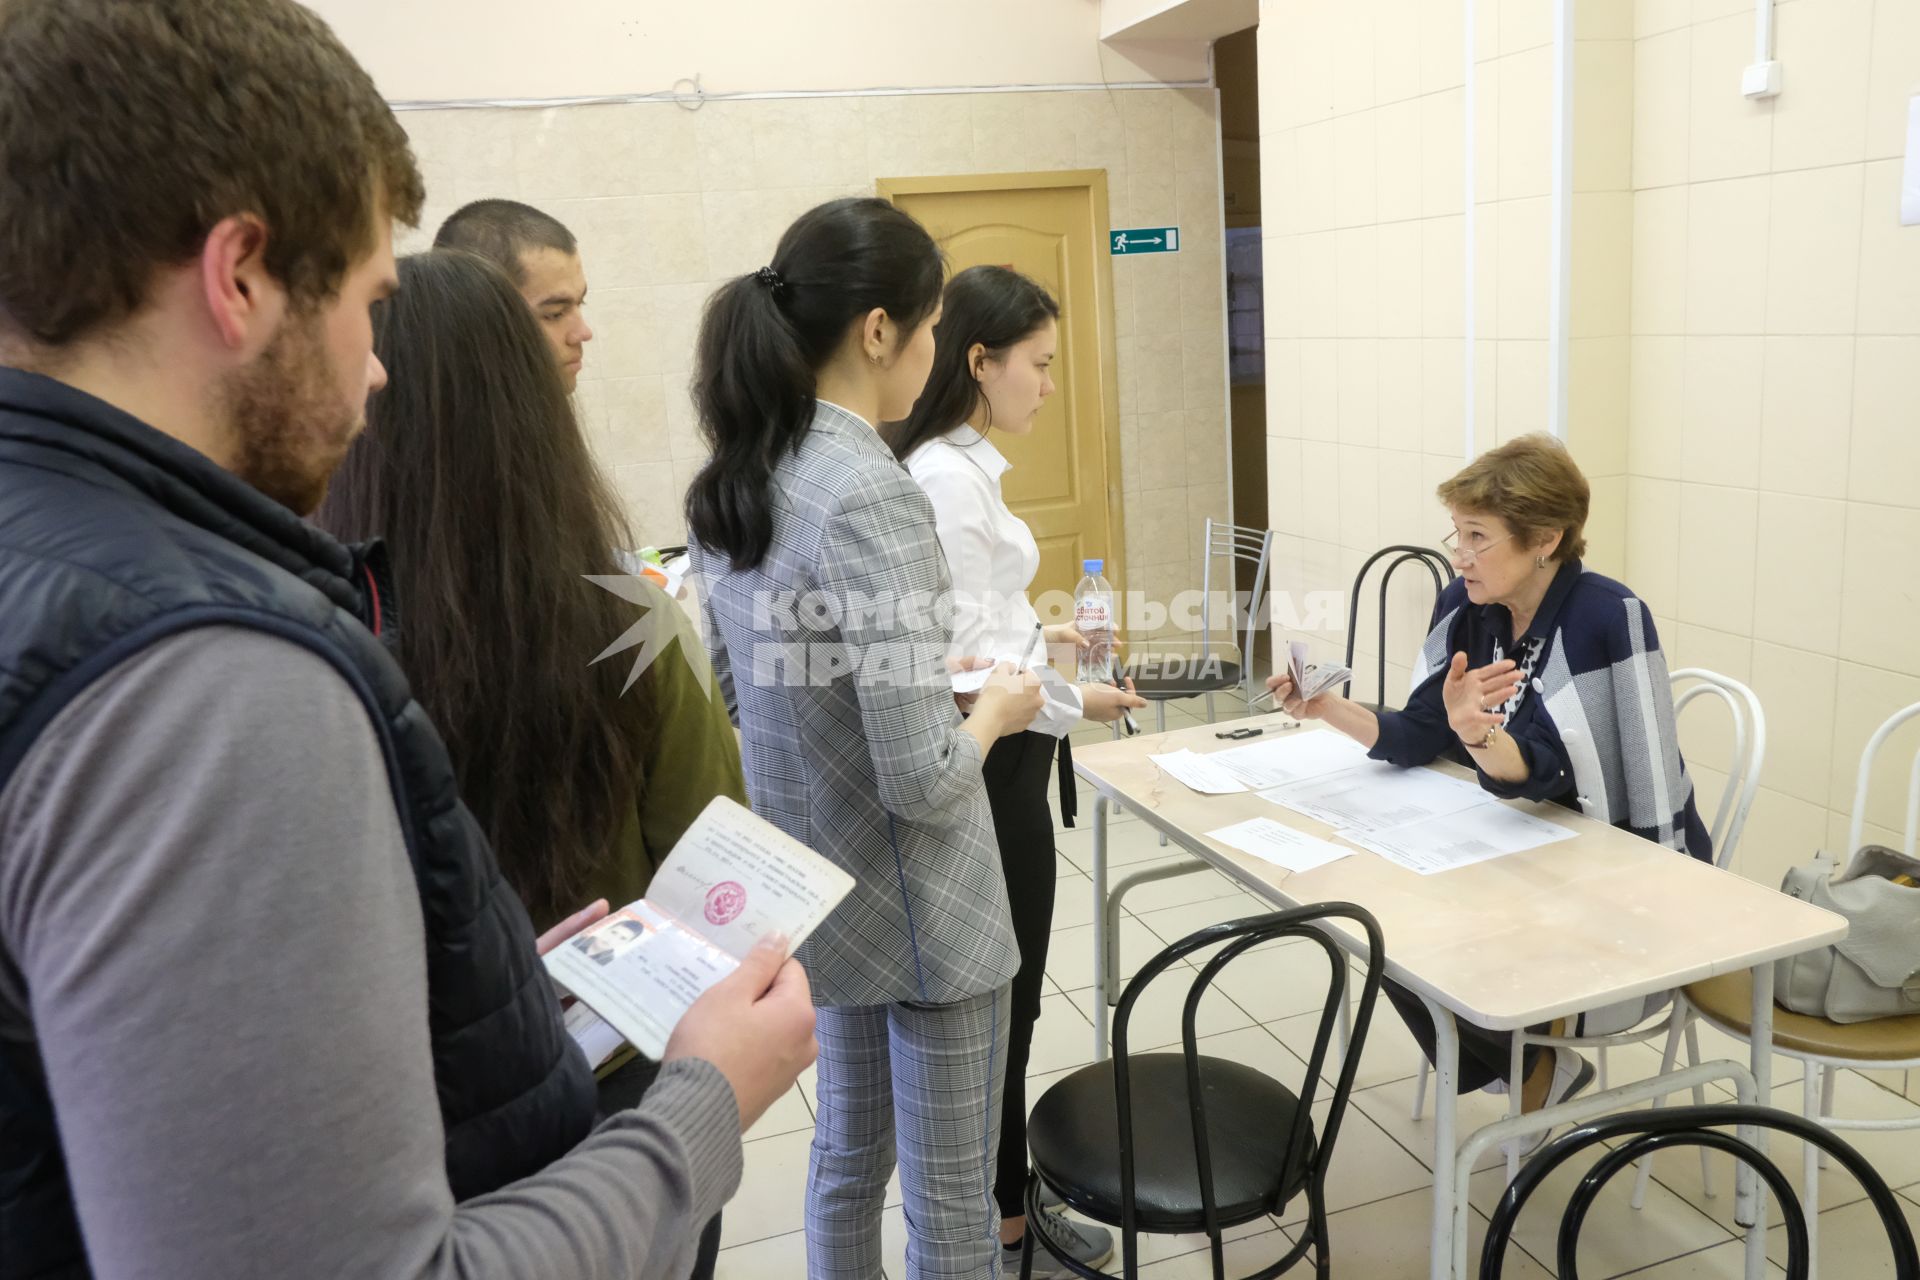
[1341, 545, 1454, 713]
[1019, 904, 1385, 1280]
[1125, 519, 1275, 732]
[1480, 1103, 1920, 1279]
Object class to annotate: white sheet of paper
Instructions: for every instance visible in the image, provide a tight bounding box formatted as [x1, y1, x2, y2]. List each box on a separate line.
[545, 796, 854, 1058]
[950, 665, 996, 694]
[563, 1000, 630, 1070]
[1211, 731, 1369, 789]
[950, 662, 1075, 712]
[1206, 817, 1354, 872]
[1341, 802, 1576, 875]
[1259, 760, 1494, 833]
[1150, 748, 1249, 794]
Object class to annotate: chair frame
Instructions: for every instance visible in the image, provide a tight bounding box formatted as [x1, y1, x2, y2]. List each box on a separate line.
[1340, 545, 1455, 710]
[1407, 668, 1767, 1191]
[1020, 904, 1385, 1280]
[1479, 1103, 1919, 1279]
[1645, 700, 1920, 1274]
[1128, 519, 1274, 735]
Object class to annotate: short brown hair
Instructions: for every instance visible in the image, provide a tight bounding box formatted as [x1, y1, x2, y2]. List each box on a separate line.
[1437, 433, 1590, 563]
[0, 0, 425, 348]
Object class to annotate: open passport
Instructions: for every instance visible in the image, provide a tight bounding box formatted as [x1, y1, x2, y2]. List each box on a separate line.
[546, 796, 854, 1064]
[1287, 639, 1351, 702]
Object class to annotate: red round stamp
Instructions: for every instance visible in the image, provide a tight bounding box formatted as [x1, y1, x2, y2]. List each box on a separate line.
[704, 880, 747, 926]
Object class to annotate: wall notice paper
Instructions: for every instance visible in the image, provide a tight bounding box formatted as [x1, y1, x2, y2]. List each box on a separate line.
[1150, 748, 1251, 794]
[1211, 731, 1370, 789]
[1259, 761, 1495, 834]
[1205, 817, 1354, 873]
[1339, 802, 1576, 875]
[1902, 94, 1919, 226]
[546, 796, 854, 1062]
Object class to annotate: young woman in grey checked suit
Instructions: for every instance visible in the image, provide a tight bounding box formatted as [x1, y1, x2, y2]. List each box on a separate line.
[686, 198, 1047, 1279]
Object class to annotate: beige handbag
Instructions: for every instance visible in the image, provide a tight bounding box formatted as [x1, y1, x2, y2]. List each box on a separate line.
[1774, 846, 1920, 1024]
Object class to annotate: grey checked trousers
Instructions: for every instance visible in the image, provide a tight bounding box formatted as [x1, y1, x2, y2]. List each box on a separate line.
[805, 987, 1012, 1280]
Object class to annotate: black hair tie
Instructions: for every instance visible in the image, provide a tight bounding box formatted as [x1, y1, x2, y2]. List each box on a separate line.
[754, 265, 786, 297]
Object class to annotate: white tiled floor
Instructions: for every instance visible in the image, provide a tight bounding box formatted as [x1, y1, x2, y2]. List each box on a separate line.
[714, 698, 1920, 1278]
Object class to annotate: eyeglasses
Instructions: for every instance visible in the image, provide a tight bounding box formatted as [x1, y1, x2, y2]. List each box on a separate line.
[1441, 527, 1515, 565]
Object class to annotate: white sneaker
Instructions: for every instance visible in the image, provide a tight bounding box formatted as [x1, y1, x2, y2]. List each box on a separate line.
[1004, 1208, 1115, 1279]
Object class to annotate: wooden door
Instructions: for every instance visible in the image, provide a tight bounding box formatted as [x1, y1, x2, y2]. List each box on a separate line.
[880, 172, 1125, 621]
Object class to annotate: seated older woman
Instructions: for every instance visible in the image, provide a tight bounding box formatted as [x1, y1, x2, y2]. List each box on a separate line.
[1266, 433, 1711, 1138]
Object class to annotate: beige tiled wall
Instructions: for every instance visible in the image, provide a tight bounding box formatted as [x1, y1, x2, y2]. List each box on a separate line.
[1260, 0, 1635, 701]
[1625, 0, 1920, 892]
[1262, 0, 1920, 888]
[394, 89, 1231, 616]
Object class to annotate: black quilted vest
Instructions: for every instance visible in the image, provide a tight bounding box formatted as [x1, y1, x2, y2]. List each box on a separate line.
[0, 369, 596, 1276]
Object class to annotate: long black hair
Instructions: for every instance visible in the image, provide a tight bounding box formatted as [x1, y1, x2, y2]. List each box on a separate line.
[314, 250, 650, 930]
[686, 197, 944, 569]
[884, 265, 1059, 463]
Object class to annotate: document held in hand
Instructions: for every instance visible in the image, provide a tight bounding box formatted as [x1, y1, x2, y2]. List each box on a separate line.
[1287, 639, 1351, 703]
[545, 796, 854, 1062]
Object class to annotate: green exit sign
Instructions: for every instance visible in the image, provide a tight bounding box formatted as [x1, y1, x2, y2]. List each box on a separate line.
[1110, 226, 1179, 255]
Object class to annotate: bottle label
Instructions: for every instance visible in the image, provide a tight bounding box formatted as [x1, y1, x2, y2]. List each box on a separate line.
[1076, 594, 1115, 682]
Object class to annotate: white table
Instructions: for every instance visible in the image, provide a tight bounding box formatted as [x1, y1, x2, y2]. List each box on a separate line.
[1071, 713, 1847, 1280]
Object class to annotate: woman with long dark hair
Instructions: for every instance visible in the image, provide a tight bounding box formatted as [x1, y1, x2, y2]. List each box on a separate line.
[315, 253, 750, 1280]
[318, 251, 745, 931]
[886, 265, 1143, 1277]
[687, 198, 1044, 1279]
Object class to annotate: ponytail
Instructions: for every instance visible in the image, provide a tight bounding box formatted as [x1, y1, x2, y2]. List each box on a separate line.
[687, 197, 944, 569]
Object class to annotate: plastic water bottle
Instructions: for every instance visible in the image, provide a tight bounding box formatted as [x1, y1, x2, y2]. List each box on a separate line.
[1074, 559, 1116, 684]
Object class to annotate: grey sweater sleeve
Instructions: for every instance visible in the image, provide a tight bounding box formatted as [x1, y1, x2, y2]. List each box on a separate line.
[0, 627, 743, 1280]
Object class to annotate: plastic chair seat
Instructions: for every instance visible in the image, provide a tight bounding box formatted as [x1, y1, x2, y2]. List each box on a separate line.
[1027, 1053, 1313, 1233]
[1126, 660, 1244, 702]
[1685, 971, 1920, 1061]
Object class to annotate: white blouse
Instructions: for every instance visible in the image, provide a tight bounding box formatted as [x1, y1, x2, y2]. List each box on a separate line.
[906, 425, 1084, 738]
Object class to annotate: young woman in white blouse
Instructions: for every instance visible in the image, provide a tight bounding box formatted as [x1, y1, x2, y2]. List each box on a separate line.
[886, 265, 1145, 1279]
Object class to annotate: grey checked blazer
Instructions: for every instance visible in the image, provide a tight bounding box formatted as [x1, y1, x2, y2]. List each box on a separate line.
[691, 403, 1017, 1008]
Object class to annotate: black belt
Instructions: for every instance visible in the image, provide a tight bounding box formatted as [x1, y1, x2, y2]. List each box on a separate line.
[1056, 734, 1077, 829]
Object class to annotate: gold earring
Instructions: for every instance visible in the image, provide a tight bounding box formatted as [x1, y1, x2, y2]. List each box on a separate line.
[1536, 556, 1548, 568]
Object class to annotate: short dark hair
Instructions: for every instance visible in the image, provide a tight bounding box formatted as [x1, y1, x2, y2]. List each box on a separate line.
[433, 200, 578, 286]
[0, 0, 423, 349]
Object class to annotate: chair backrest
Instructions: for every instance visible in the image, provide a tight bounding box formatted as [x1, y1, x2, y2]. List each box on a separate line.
[1198, 518, 1274, 670]
[1849, 701, 1920, 858]
[1480, 1103, 1919, 1279]
[1109, 903, 1384, 1266]
[1341, 545, 1455, 707]
[1669, 668, 1767, 871]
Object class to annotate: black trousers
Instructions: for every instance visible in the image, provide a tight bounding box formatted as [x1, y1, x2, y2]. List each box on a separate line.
[1380, 977, 1549, 1095]
[981, 729, 1061, 1221]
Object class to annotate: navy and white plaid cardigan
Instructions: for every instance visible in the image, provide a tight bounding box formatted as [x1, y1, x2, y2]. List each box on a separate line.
[1372, 560, 1713, 863]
